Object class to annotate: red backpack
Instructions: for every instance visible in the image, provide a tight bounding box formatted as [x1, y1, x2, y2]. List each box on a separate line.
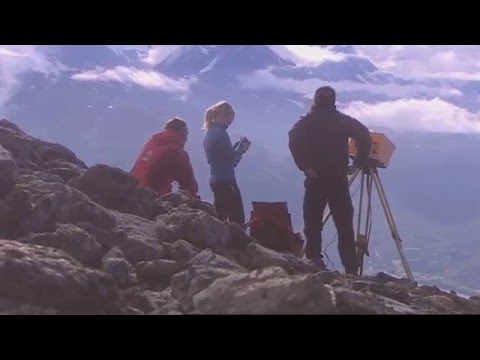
[244, 202, 304, 257]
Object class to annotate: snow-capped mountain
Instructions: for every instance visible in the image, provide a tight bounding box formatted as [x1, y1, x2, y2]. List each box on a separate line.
[155, 45, 295, 80]
[45, 45, 128, 70]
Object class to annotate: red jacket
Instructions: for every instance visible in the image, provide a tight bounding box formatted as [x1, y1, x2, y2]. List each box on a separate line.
[131, 129, 198, 197]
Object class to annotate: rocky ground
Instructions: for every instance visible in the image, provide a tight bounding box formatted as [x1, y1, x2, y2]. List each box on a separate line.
[0, 118, 479, 315]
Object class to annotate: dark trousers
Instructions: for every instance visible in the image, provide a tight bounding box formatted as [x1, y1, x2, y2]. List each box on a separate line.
[303, 175, 358, 272]
[210, 180, 245, 226]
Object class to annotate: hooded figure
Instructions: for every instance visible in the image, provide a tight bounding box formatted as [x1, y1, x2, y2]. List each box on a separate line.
[288, 86, 372, 275]
[131, 117, 198, 197]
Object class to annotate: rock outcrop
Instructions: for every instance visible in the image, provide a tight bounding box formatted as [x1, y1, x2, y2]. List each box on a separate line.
[0, 118, 479, 315]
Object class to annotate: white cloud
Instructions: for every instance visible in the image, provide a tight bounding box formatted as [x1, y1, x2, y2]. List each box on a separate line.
[0, 45, 58, 111]
[269, 45, 346, 66]
[71, 66, 195, 92]
[108, 45, 148, 53]
[267, 45, 480, 81]
[342, 98, 480, 133]
[354, 45, 480, 81]
[143, 45, 182, 65]
[240, 69, 463, 100]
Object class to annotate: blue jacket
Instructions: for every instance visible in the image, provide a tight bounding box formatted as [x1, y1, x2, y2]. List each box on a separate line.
[204, 123, 239, 184]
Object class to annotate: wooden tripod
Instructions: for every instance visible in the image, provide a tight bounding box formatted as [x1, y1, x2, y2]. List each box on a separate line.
[322, 167, 414, 282]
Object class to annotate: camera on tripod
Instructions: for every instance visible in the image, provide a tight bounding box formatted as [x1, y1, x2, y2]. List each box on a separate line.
[324, 130, 415, 281]
[348, 131, 396, 169]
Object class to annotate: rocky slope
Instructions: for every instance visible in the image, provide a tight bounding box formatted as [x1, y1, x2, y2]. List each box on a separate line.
[0, 118, 479, 315]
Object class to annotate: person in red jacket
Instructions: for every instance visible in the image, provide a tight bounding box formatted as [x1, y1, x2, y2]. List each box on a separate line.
[131, 117, 199, 197]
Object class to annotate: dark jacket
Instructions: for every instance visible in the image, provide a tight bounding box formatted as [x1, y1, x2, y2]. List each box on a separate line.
[288, 105, 372, 177]
[131, 129, 198, 197]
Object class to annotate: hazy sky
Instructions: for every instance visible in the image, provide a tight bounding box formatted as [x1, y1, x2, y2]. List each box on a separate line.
[1, 45, 480, 133]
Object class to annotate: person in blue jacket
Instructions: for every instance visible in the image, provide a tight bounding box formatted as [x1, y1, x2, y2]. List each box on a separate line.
[203, 101, 250, 225]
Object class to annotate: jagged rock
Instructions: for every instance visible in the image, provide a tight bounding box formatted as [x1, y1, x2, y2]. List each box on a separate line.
[0, 145, 19, 198]
[160, 191, 196, 207]
[76, 222, 125, 250]
[415, 285, 444, 297]
[47, 163, 85, 183]
[420, 295, 457, 313]
[156, 199, 176, 213]
[352, 281, 369, 291]
[20, 171, 65, 184]
[153, 198, 172, 215]
[34, 142, 87, 169]
[102, 246, 137, 288]
[68, 164, 159, 219]
[112, 211, 165, 264]
[334, 288, 420, 314]
[454, 296, 480, 314]
[318, 271, 342, 285]
[19, 223, 104, 267]
[0, 125, 40, 169]
[0, 120, 86, 171]
[366, 282, 412, 305]
[197, 202, 217, 217]
[136, 259, 181, 283]
[373, 272, 403, 284]
[0, 297, 57, 315]
[123, 287, 178, 314]
[0, 119, 26, 136]
[171, 249, 246, 312]
[164, 239, 200, 265]
[156, 207, 230, 249]
[160, 191, 217, 217]
[22, 194, 56, 234]
[0, 186, 32, 237]
[227, 222, 253, 250]
[123, 306, 145, 315]
[1, 119, 478, 316]
[235, 242, 319, 275]
[132, 186, 170, 218]
[165, 310, 182, 315]
[18, 180, 116, 231]
[193, 266, 337, 314]
[0, 240, 119, 314]
[76, 221, 164, 265]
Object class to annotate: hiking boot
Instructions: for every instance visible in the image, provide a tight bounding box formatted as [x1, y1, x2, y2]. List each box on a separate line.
[305, 256, 327, 271]
[345, 265, 359, 277]
[305, 253, 327, 271]
[313, 257, 327, 271]
[304, 243, 327, 270]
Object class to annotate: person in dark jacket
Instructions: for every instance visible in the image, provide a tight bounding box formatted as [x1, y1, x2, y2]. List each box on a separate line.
[203, 101, 250, 225]
[131, 117, 198, 197]
[288, 86, 372, 275]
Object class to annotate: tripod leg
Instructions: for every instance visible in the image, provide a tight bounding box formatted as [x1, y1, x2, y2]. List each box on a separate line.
[356, 171, 365, 243]
[358, 172, 373, 276]
[348, 168, 362, 186]
[371, 170, 415, 282]
[322, 168, 361, 226]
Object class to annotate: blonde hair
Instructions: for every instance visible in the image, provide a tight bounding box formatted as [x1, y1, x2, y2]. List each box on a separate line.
[203, 101, 235, 130]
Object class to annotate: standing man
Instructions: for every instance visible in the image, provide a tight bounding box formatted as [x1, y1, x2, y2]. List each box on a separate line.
[288, 86, 372, 274]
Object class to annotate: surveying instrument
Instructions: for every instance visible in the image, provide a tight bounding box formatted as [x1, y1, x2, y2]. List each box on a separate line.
[322, 132, 414, 282]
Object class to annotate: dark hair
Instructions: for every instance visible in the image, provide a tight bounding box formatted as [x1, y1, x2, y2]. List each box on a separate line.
[165, 117, 188, 132]
[313, 86, 336, 108]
